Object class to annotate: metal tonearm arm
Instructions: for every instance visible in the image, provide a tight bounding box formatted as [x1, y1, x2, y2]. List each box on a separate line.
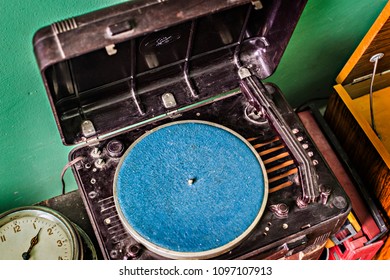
[238, 67, 319, 206]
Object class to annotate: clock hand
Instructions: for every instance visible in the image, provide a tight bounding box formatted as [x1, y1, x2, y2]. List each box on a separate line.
[22, 228, 42, 260]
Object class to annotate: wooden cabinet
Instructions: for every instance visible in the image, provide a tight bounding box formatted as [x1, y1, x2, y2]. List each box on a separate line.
[325, 2, 390, 259]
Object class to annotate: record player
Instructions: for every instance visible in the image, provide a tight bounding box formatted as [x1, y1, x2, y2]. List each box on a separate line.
[33, 0, 351, 260]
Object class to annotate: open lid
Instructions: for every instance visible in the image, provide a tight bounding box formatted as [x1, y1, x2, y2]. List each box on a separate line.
[336, 1, 390, 85]
[33, 0, 307, 145]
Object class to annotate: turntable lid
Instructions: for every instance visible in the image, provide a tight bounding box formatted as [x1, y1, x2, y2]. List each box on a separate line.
[33, 0, 307, 145]
[114, 121, 268, 259]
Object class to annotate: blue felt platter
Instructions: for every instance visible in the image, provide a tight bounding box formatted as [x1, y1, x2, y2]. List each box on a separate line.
[114, 120, 268, 259]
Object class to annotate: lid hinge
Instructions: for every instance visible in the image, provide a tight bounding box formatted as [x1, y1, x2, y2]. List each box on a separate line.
[81, 120, 99, 146]
[351, 74, 373, 84]
[167, 110, 182, 119]
[351, 69, 390, 84]
[86, 136, 99, 146]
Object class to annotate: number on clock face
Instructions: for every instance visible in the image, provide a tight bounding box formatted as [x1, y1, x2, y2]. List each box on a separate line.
[0, 216, 73, 260]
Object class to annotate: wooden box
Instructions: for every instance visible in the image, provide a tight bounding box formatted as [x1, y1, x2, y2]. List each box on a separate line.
[324, 2, 390, 259]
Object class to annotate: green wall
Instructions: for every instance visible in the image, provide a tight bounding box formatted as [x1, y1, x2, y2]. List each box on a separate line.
[0, 0, 388, 213]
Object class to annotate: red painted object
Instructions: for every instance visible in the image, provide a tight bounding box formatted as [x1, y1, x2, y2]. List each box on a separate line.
[328, 235, 383, 260]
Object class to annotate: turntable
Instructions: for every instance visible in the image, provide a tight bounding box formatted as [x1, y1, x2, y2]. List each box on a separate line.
[33, 0, 351, 259]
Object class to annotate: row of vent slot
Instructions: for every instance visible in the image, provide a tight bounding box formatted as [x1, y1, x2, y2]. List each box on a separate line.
[248, 136, 298, 193]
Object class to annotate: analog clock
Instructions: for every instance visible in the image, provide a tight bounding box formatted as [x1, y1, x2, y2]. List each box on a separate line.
[0, 206, 84, 260]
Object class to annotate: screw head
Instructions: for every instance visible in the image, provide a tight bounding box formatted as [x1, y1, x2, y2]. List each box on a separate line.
[332, 196, 348, 209]
[95, 159, 105, 168]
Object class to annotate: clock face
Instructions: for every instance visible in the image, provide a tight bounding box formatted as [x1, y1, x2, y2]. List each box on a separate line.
[0, 207, 80, 260]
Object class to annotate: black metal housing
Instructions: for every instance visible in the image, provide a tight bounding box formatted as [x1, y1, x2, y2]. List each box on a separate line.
[34, 0, 307, 145]
[33, 0, 351, 260]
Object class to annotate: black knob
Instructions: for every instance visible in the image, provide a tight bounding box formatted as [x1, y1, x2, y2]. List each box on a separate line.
[124, 244, 141, 259]
[106, 140, 124, 158]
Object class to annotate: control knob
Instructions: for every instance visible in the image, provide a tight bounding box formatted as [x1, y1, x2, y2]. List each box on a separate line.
[107, 140, 125, 158]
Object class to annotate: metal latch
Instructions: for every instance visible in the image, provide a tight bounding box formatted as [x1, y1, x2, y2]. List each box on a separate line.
[81, 120, 99, 145]
[162, 92, 177, 109]
[251, 0, 263, 10]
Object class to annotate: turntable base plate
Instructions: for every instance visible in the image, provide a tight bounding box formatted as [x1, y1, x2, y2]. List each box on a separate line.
[114, 121, 267, 259]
